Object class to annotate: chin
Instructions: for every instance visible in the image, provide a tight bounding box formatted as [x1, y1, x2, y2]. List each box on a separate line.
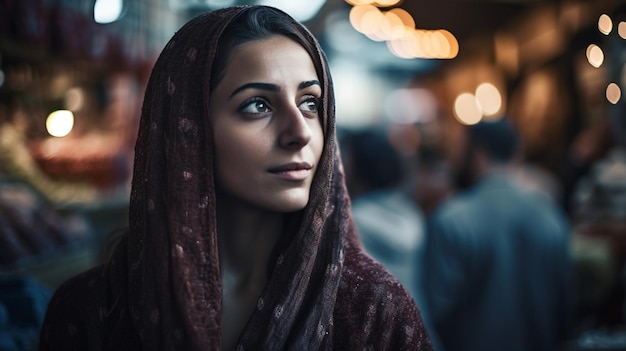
[270, 201, 308, 213]
[266, 193, 310, 213]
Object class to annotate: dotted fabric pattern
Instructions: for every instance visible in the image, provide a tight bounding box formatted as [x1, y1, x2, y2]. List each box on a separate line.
[38, 6, 433, 351]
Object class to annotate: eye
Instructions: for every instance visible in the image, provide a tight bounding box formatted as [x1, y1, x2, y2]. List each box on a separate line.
[240, 98, 272, 115]
[298, 96, 320, 115]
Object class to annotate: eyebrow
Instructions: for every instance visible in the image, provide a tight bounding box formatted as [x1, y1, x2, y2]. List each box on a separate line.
[299, 80, 321, 90]
[228, 80, 321, 100]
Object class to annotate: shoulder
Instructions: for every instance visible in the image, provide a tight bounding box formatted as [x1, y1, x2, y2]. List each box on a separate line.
[333, 250, 433, 350]
[338, 248, 409, 299]
[431, 188, 476, 221]
[428, 192, 477, 240]
[48, 264, 109, 314]
[39, 265, 109, 350]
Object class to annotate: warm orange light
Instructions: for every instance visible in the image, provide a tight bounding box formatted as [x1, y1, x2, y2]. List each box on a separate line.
[475, 83, 502, 116]
[619, 22, 626, 39]
[439, 29, 459, 59]
[348, 1, 459, 60]
[586, 44, 604, 68]
[454, 93, 482, 125]
[381, 10, 406, 40]
[388, 29, 417, 59]
[598, 14, 613, 35]
[387, 29, 459, 59]
[388, 8, 415, 29]
[413, 33, 428, 58]
[362, 9, 386, 41]
[606, 83, 621, 104]
[349, 4, 378, 33]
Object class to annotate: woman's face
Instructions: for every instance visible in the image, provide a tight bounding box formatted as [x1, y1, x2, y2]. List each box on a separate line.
[210, 35, 324, 213]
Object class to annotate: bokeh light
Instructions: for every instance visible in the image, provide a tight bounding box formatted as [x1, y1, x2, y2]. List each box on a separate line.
[46, 110, 75, 137]
[606, 83, 621, 104]
[65, 87, 85, 112]
[454, 93, 482, 125]
[388, 8, 415, 29]
[598, 14, 613, 35]
[475, 83, 502, 116]
[586, 44, 604, 68]
[349, 5, 378, 34]
[619, 21, 626, 39]
[347, 2, 459, 59]
[94, 0, 123, 24]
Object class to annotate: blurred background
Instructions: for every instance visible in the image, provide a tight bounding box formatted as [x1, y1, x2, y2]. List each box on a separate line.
[1, 0, 626, 350]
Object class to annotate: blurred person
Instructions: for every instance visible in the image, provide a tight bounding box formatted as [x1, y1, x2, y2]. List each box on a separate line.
[423, 119, 575, 351]
[342, 126, 427, 303]
[412, 144, 454, 217]
[38, 6, 433, 351]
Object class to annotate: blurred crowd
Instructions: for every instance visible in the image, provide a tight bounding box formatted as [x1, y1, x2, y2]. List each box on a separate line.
[340, 116, 626, 351]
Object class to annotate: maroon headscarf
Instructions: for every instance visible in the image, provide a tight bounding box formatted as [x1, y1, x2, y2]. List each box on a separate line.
[126, 5, 349, 350]
[39, 6, 432, 351]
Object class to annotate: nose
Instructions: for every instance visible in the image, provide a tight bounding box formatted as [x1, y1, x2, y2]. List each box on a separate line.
[278, 106, 312, 150]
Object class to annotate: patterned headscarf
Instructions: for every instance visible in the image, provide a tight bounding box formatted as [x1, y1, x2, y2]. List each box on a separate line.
[126, 5, 353, 350]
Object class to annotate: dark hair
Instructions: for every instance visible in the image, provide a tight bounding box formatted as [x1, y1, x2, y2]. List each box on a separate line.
[210, 6, 321, 92]
[468, 119, 520, 163]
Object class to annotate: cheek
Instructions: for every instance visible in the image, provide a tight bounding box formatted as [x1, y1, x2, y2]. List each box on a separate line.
[311, 122, 325, 162]
[216, 132, 255, 174]
[214, 126, 270, 185]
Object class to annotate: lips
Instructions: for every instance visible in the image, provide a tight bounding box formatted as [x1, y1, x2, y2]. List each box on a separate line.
[268, 162, 313, 181]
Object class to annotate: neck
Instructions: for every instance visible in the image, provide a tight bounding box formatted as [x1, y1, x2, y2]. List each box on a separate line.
[216, 190, 284, 288]
[216, 191, 286, 350]
[472, 149, 515, 182]
[482, 162, 515, 178]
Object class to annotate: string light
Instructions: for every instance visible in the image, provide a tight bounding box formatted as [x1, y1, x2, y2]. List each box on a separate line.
[592, 14, 621, 107]
[346, 1, 459, 59]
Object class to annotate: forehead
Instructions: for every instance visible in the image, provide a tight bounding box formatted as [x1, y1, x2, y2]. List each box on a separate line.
[223, 36, 318, 81]
[232, 35, 308, 58]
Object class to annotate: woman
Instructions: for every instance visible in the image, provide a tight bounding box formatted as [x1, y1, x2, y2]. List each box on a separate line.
[39, 6, 433, 350]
